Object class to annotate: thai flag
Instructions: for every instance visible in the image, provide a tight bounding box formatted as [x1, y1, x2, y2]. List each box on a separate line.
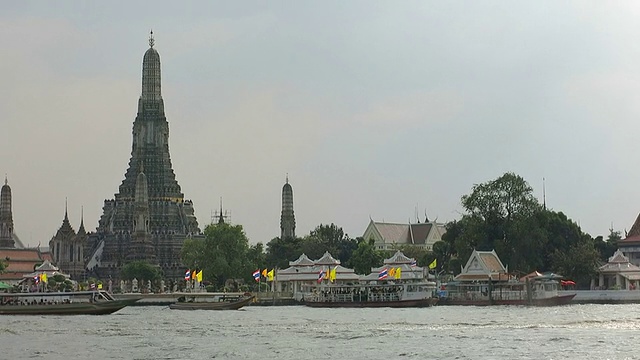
[317, 269, 325, 283]
[252, 270, 260, 282]
[184, 269, 191, 281]
[410, 259, 417, 267]
[378, 268, 389, 280]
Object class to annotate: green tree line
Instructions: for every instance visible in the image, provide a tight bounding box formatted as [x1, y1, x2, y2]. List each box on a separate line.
[175, 172, 620, 290]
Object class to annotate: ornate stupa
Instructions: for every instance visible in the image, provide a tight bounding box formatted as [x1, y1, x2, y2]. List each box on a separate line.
[0, 176, 15, 248]
[280, 175, 296, 239]
[86, 32, 201, 280]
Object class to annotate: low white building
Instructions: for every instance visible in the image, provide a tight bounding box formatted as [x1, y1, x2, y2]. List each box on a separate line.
[275, 252, 359, 301]
[594, 250, 640, 290]
[361, 251, 426, 281]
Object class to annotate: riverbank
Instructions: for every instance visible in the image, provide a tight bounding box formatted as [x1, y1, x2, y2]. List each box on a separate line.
[115, 290, 640, 306]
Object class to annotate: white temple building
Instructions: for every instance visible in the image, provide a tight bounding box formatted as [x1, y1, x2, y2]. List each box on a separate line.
[594, 249, 640, 290]
[275, 252, 359, 300]
[360, 251, 426, 281]
[275, 250, 430, 300]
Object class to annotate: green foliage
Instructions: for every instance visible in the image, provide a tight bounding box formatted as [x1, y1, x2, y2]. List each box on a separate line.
[181, 222, 253, 288]
[442, 172, 603, 285]
[265, 223, 356, 270]
[349, 238, 384, 274]
[551, 237, 601, 287]
[120, 260, 162, 283]
[266, 236, 302, 269]
[0, 259, 5, 273]
[593, 230, 620, 262]
[304, 224, 357, 264]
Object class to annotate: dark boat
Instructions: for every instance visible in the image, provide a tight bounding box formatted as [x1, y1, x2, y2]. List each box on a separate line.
[303, 282, 438, 308]
[0, 290, 141, 315]
[169, 293, 255, 310]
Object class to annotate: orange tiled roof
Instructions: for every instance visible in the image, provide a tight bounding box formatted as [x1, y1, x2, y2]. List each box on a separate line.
[0, 249, 41, 261]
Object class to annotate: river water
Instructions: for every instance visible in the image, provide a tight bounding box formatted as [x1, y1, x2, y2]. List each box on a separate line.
[0, 304, 636, 360]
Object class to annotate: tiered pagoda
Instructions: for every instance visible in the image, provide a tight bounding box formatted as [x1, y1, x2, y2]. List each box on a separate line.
[280, 176, 296, 239]
[86, 32, 201, 280]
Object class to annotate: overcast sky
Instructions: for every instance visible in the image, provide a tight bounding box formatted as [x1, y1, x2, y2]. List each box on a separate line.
[2, 2, 640, 247]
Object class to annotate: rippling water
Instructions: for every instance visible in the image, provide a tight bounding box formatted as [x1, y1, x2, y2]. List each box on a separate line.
[1, 304, 638, 360]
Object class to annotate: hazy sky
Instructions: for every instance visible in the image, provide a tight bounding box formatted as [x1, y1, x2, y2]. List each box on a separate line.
[2, 2, 640, 247]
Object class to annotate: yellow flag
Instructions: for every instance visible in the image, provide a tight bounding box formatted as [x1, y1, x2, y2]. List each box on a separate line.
[395, 267, 402, 279]
[389, 267, 396, 277]
[428, 259, 437, 269]
[267, 269, 275, 281]
[97, 283, 103, 289]
[196, 270, 203, 282]
[41, 273, 48, 283]
[262, 268, 267, 277]
[329, 267, 337, 282]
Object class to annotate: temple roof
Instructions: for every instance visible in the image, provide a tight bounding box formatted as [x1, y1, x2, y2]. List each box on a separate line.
[0, 248, 47, 282]
[289, 253, 314, 267]
[627, 213, 640, 238]
[455, 249, 509, 282]
[53, 209, 76, 241]
[366, 220, 444, 246]
[314, 251, 340, 265]
[599, 249, 640, 273]
[35, 259, 59, 272]
[384, 251, 415, 265]
[363, 263, 425, 281]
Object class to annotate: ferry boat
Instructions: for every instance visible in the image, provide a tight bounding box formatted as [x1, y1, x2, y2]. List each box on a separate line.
[439, 249, 576, 306]
[0, 290, 141, 315]
[439, 274, 576, 306]
[303, 282, 438, 308]
[169, 293, 255, 310]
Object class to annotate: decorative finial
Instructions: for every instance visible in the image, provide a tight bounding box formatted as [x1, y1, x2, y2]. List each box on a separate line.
[4, 174, 6, 186]
[286, 173, 289, 184]
[64, 197, 69, 220]
[149, 30, 155, 48]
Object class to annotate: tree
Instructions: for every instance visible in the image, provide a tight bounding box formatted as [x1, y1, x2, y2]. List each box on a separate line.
[181, 222, 252, 288]
[246, 242, 267, 272]
[265, 236, 302, 269]
[460, 172, 542, 271]
[445, 172, 602, 279]
[594, 229, 620, 262]
[551, 237, 601, 288]
[120, 260, 162, 283]
[305, 223, 356, 264]
[349, 238, 384, 274]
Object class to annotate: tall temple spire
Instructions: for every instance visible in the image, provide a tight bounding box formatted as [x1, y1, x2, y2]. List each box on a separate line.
[89, 32, 200, 280]
[78, 206, 86, 234]
[280, 175, 296, 239]
[0, 176, 14, 247]
[138, 30, 163, 114]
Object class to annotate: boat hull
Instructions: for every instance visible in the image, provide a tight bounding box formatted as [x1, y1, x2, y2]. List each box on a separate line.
[304, 297, 438, 308]
[169, 295, 254, 310]
[0, 298, 141, 315]
[439, 294, 575, 306]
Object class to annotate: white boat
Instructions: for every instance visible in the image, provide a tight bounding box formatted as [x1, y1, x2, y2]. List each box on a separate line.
[303, 282, 438, 308]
